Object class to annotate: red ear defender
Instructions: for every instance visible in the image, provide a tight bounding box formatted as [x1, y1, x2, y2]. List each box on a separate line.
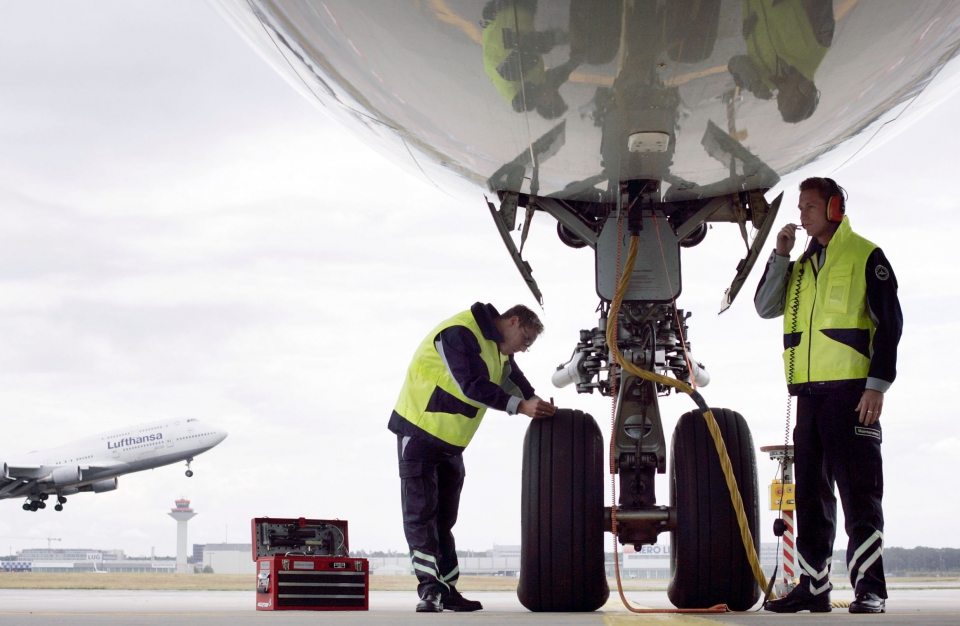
[826, 195, 844, 223]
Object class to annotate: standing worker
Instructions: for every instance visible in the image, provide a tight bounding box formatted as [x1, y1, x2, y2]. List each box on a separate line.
[755, 178, 902, 614]
[388, 302, 557, 613]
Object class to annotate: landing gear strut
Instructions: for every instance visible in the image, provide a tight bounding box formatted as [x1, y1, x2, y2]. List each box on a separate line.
[22, 497, 45, 512]
[517, 180, 771, 611]
[55, 493, 67, 511]
[185, 457, 194, 478]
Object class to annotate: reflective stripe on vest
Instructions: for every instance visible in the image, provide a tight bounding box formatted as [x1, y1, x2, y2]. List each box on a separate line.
[783, 217, 876, 386]
[394, 310, 507, 448]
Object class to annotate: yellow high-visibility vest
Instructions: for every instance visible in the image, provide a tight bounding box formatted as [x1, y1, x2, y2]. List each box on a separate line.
[394, 309, 507, 448]
[783, 216, 876, 389]
[482, 5, 546, 106]
[744, 0, 830, 91]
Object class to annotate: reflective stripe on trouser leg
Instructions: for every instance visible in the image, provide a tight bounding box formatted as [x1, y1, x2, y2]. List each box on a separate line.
[797, 553, 832, 595]
[441, 565, 460, 588]
[848, 530, 883, 589]
[412, 551, 449, 591]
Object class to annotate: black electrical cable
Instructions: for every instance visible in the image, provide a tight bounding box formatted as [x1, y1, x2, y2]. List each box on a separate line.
[761, 245, 809, 610]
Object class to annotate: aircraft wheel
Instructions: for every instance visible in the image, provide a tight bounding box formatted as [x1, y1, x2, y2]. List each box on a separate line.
[185, 470, 194, 478]
[665, 0, 721, 63]
[557, 223, 587, 249]
[22, 503, 30, 511]
[55, 504, 64, 512]
[38, 493, 48, 501]
[518, 409, 608, 612]
[58, 495, 67, 504]
[680, 223, 708, 248]
[37, 501, 46, 509]
[569, 0, 621, 65]
[668, 408, 760, 611]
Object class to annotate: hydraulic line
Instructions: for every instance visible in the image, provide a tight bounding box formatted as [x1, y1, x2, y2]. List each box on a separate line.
[607, 233, 768, 613]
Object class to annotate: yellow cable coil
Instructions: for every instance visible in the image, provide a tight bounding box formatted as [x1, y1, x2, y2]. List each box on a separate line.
[606, 235, 769, 597]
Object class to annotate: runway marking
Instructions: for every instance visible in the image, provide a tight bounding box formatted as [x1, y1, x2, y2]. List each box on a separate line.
[427, 0, 482, 44]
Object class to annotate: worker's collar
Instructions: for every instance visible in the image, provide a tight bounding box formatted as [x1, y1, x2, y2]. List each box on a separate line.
[471, 302, 505, 343]
[799, 237, 824, 264]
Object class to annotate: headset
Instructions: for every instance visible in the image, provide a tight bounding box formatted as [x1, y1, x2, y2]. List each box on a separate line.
[823, 177, 847, 223]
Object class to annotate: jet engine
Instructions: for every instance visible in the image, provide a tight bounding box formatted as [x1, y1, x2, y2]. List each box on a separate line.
[45, 466, 82, 487]
[84, 478, 118, 493]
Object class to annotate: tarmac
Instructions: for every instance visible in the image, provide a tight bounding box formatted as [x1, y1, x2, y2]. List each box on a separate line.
[1, 586, 958, 626]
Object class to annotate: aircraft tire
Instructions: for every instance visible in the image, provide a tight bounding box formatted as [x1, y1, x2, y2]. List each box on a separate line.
[665, 0, 721, 64]
[569, 0, 621, 66]
[668, 408, 760, 611]
[518, 409, 608, 612]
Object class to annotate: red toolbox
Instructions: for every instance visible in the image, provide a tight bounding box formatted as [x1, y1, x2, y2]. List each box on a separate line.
[251, 517, 369, 611]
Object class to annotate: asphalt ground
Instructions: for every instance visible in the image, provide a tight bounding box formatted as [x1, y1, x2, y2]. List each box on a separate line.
[1, 587, 958, 626]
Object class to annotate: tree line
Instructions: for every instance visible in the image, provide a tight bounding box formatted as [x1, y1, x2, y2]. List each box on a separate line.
[882, 547, 960, 574]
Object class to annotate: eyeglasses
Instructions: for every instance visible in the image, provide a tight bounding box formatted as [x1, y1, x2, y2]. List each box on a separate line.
[521, 328, 535, 348]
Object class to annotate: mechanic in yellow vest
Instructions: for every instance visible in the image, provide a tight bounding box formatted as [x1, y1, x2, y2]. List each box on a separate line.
[388, 302, 556, 613]
[756, 178, 902, 614]
[728, 0, 835, 123]
[480, 0, 578, 119]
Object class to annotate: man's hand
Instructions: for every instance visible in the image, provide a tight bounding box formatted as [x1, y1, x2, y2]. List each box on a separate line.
[856, 389, 884, 425]
[776, 223, 798, 257]
[519, 398, 557, 419]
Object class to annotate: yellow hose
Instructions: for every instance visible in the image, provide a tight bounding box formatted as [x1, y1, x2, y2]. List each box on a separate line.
[606, 235, 770, 603]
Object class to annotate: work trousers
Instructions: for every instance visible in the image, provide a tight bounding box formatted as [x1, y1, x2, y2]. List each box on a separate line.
[397, 434, 464, 598]
[794, 384, 886, 598]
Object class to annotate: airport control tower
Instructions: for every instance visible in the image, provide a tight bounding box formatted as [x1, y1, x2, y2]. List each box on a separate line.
[167, 498, 197, 574]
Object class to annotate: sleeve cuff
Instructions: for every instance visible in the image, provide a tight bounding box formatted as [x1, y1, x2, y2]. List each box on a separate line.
[771, 249, 790, 266]
[506, 395, 522, 415]
[866, 377, 891, 393]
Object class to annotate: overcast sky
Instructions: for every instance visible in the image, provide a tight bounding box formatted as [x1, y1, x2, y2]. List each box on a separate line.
[1, 1, 959, 559]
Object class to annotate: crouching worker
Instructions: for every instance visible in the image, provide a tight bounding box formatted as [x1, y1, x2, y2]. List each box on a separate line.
[388, 302, 557, 612]
[755, 178, 902, 614]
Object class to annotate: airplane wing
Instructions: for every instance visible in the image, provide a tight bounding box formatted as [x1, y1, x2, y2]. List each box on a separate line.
[80, 461, 129, 472]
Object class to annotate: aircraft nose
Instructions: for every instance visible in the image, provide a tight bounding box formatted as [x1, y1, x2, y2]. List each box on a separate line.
[215, 428, 229, 444]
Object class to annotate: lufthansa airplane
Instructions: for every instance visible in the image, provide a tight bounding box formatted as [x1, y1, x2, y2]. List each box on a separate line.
[0, 419, 227, 512]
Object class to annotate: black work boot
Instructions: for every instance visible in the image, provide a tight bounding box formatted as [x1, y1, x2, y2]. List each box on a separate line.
[764, 578, 832, 613]
[443, 587, 483, 612]
[415, 587, 443, 613]
[849, 591, 885, 613]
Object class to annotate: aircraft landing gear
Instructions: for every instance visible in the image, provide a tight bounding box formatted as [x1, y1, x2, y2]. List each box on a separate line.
[55, 494, 67, 511]
[55, 504, 63, 511]
[185, 457, 194, 478]
[23, 498, 43, 511]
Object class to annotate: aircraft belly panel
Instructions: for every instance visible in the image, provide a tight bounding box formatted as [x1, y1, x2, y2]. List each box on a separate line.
[215, 0, 960, 201]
